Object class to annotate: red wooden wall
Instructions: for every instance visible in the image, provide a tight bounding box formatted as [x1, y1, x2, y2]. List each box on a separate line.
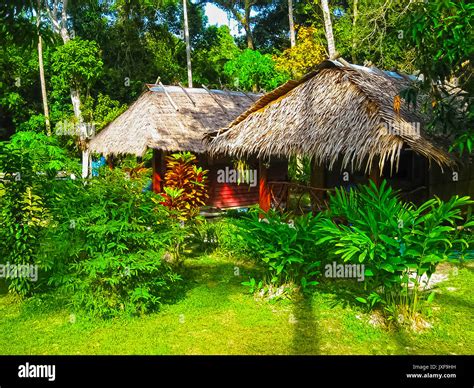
[206, 162, 259, 208]
[153, 151, 288, 210]
[203, 156, 288, 209]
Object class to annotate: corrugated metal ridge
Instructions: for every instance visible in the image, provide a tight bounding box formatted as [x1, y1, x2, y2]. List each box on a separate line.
[145, 84, 260, 98]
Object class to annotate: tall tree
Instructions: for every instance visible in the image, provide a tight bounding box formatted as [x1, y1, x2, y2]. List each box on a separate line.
[44, 0, 89, 177]
[210, 0, 271, 50]
[183, 0, 193, 87]
[36, 0, 51, 135]
[251, 0, 304, 53]
[351, 0, 358, 63]
[402, 0, 473, 154]
[288, 0, 295, 47]
[320, 0, 336, 58]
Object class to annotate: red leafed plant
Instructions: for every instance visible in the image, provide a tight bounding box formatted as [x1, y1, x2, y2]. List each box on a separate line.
[158, 152, 209, 220]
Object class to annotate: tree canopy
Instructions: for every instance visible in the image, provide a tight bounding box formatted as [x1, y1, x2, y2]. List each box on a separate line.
[0, 0, 471, 153]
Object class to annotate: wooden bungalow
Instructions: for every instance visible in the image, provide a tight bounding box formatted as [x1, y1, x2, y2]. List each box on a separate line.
[207, 60, 472, 211]
[88, 84, 281, 209]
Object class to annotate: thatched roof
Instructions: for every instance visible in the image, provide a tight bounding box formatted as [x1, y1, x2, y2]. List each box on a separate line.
[89, 85, 260, 157]
[207, 60, 454, 174]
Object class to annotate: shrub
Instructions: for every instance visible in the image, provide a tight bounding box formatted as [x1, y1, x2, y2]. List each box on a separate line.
[157, 152, 209, 221]
[223, 49, 288, 92]
[44, 166, 186, 317]
[70, 252, 182, 318]
[186, 219, 222, 254]
[318, 180, 472, 322]
[217, 216, 255, 259]
[238, 209, 324, 297]
[0, 132, 77, 296]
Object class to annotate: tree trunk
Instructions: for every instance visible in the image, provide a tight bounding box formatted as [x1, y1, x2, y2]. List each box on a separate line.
[352, 0, 359, 63]
[321, 0, 336, 59]
[82, 149, 90, 179]
[288, 0, 296, 48]
[183, 0, 193, 87]
[60, 0, 70, 43]
[44, 0, 89, 177]
[59, 0, 89, 178]
[244, 0, 254, 50]
[71, 88, 89, 179]
[70, 88, 82, 122]
[36, 0, 51, 136]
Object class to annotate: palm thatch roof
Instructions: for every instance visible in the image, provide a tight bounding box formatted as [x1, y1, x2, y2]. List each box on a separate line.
[207, 60, 455, 174]
[89, 84, 260, 157]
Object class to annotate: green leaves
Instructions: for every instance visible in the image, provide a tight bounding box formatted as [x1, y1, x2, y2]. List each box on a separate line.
[0, 131, 77, 296]
[71, 251, 183, 318]
[402, 0, 474, 155]
[321, 180, 472, 319]
[237, 209, 324, 294]
[51, 38, 103, 92]
[223, 49, 288, 92]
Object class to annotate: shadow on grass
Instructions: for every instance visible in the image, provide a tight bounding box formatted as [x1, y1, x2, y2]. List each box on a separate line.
[1, 252, 254, 325]
[0, 279, 8, 295]
[390, 326, 414, 354]
[316, 279, 362, 310]
[434, 292, 474, 311]
[291, 294, 320, 355]
[181, 251, 259, 290]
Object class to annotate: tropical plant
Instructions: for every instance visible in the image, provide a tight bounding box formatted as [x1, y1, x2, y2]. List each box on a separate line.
[41, 166, 186, 317]
[317, 180, 473, 323]
[70, 251, 182, 318]
[157, 152, 209, 220]
[238, 209, 324, 297]
[0, 131, 76, 296]
[186, 219, 222, 254]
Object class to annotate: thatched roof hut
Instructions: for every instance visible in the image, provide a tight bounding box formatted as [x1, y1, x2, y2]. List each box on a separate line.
[89, 84, 259, 156]
[88, 84, 266, 210]
[207, 60, 454, 175]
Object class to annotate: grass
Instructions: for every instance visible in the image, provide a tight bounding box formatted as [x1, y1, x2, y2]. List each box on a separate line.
[0, 252, 472, 355]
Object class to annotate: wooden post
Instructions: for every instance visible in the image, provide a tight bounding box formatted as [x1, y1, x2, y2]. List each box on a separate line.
[259, 159, 271, 213]
[152, 149, 164, 193]
[310, 159, 325, 212]
[282, 159, 289, 211]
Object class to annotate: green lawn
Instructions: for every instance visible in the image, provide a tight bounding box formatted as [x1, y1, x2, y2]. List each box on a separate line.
[0, 253, 472, 355]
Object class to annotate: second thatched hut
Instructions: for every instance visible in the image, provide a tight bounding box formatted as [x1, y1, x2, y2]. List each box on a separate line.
[207, 60, 469, 210]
